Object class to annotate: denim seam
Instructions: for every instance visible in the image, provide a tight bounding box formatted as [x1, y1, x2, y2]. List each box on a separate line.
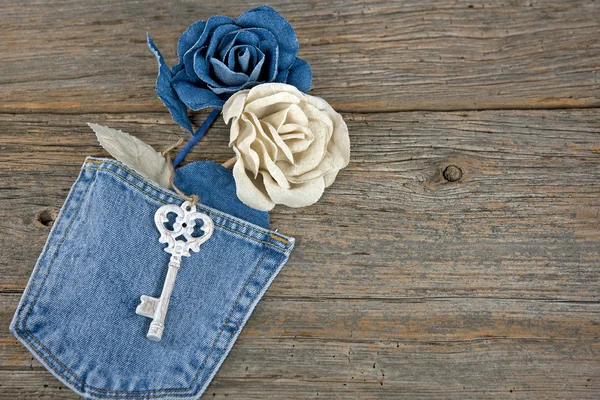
[19, 170, 93, 327]
[196, 250, 287, 395]
[19, 248, 283, 398]
[14, 167, 90, 326]
[84, 165, 291, 252]
[82, 249, 288, 399]
[15, 174, 287, 398]
[83, 158, 292, 246]
[16, 168, 96, 391]
[85, 246, 271, 397]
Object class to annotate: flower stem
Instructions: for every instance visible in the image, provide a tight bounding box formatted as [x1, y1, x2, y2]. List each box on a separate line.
[172, 108, 221, 168]
[221, 157, 237, 169]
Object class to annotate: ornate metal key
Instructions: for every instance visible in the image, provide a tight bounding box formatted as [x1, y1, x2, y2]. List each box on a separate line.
[136, 200, 214, 341]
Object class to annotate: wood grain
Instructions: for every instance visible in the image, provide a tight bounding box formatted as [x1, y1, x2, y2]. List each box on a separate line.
[0, 109, 599, 398]
[1, 110, 598, 300]
[2, 294, 599, 399]
[2, 0, 600, 398]
[1, 0, 599, 114]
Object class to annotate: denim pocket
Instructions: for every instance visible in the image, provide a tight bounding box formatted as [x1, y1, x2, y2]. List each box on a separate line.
[10, 158, 294, 399]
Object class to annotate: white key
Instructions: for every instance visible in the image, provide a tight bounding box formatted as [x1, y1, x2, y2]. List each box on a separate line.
[136, 201, 213, 341]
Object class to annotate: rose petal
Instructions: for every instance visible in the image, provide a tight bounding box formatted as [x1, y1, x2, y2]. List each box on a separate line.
[285, 153, 334, 183]
[220, 28, 278, 82]
[223, 90, 249, 126]
[171, 73, 224, 110]
[247, 51, 266, 83]
[242, 112, 279, 159]
[261, 172, 325, 208]
[236, 113, 261, 176]
[280, 131, 306, 140]
[245, 92, 300, 116]
[257, 122, 280, 160]
[222, 83, 350, 211]
[183, 15, 234, 82]
[274, 69, 289, 84]
[236, 5, 298, 70]
[209, 57, 249, 86]
[306, 95, 351, 169]
[230, 45, 254, 72]
[232, 149, 276, 211]
[192, 49, 214, 85]
[205, 24, 240, 58]
[208, 81, 252, 95]
[245, 82, 302, 103]
[279, 122, 312, 136]
[277, 109, 332, 176]
[246, 28, 279, 81]
[252, 138, 290, 189]
[177, 20, 206, 65]
[323, 168, 340, 187]
[280, 124, 314, 153]
[286, 57, 312, 93]
[262, 107, 289, 131]
[261, 121, 290, 162]
[283, 103, 309, 127]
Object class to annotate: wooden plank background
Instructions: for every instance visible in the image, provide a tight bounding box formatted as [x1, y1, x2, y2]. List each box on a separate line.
[1, 0, 599, 399]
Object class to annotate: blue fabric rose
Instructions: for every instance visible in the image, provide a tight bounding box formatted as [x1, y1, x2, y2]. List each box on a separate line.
[148, 5, 312, 134]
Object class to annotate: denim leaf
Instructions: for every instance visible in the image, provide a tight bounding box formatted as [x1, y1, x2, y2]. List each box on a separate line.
[147, 34, 194, 134]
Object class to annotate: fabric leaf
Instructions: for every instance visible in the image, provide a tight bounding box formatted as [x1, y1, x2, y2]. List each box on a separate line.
[147, 34, 194, 134]
[88, 123, 171, 188]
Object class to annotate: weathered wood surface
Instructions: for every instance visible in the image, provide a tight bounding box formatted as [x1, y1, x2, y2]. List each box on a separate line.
[2, 0, 600, 113]
[1, 110, 599, 398]
[1, 0, 599, 399]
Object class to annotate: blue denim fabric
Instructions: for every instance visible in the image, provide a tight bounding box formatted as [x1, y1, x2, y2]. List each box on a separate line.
[10, 157, 294, 399]
[148, 5, 312, 134]
[173, 160, 270, 228]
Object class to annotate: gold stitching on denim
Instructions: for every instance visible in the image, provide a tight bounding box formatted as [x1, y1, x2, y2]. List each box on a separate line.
[92, 249, 287, 399]
[79, 246, 272, 396]
[20, 245, 280, 398]
[269, 233, 290, 245]
[199, 250, 287, 390]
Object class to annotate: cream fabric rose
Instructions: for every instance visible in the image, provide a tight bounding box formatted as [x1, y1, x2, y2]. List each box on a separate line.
[223, 83, 350, 211]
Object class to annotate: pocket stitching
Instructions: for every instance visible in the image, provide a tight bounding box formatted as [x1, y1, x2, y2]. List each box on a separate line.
[85, 158, 292, 243]
[15, 168, 97, 391]
[86, 168, 290, 253]
[15, 166, 288, 397]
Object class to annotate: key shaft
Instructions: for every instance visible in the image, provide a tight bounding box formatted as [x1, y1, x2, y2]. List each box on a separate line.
[147, 253, 181, 341]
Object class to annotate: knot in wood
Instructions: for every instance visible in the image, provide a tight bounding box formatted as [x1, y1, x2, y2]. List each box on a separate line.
[443, 165, 463, 182]
[36, 208, 57, 227]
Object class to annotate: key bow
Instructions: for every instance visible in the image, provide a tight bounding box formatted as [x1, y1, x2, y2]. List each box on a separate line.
[154, 200, 214, 257]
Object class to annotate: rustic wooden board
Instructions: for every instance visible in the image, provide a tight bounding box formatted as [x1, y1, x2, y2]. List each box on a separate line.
[0, 109, 599, 398]
[2, 294, 599, 399]
[2, 0, 600, 398]
[1, 110, 599, 300]
[2, 0, 600, 114]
